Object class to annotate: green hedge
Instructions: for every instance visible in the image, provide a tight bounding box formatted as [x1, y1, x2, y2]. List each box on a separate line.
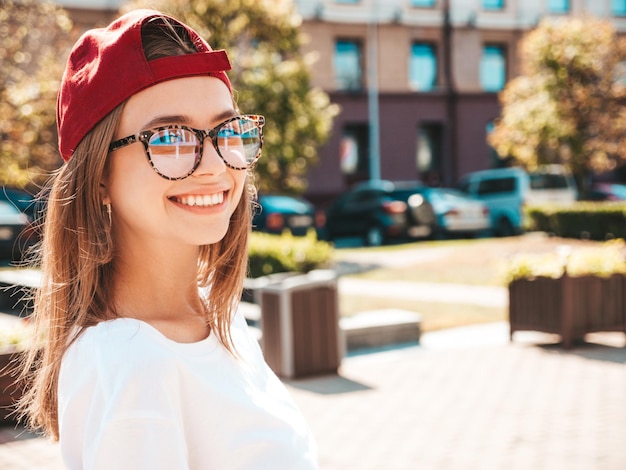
[247, 232, 334, 278]
[525, 202, 626, 240]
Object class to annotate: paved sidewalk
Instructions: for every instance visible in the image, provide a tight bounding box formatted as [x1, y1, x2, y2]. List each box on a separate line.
[0, 325, 624, 469]
[290, 329, 626, 470]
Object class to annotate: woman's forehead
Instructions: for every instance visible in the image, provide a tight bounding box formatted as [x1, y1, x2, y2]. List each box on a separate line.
[118, 76, 234, 134]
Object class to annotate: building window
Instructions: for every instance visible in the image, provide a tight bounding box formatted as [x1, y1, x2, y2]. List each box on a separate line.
[416, 123, 443, 185]
[410, 0, 436, 7]
[482, 0, 504, 10]
[409, 43, 437, 91]
[340, 124, 369, 183]
[547, 0, 569, 13]
[612, 0, 626, 16]
[480, 45, 506, 92]
[334, 40, 363, 91]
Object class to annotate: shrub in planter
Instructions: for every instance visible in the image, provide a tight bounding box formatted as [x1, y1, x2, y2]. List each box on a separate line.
[247, 231, 333, 279]
[506, 238, 626, 282]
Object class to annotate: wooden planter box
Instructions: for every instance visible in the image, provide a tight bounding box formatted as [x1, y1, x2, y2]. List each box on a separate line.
[509, 274, 626, 348]
[0, 351, 24, 422]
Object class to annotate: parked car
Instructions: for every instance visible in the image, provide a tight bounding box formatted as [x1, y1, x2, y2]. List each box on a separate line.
[0, 187, 37, 221]
[587, 183, 626, 201]
[323, 180, 434, 246]
[0, 200, 36, 261]
[457, 165, 578, 236]
[420, 187, 490, 238]
[252, 194, 318, 237]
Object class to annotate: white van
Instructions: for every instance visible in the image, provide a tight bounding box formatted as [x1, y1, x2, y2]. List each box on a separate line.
[457, 166, 578, 236]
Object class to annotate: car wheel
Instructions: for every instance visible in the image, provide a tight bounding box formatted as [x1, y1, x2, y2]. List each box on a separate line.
[430, 225, 446, 241]
[495, 217, 515, 237]
[364, 226, 384, 247]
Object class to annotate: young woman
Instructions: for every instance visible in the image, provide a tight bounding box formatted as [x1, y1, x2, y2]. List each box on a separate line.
[17, 9, 318, 469]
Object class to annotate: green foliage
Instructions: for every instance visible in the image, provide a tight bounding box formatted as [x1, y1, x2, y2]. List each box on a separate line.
[506, 239, 626, 282]
[0, 318, 33, 353]
[122, 0, 339, 195]
[525, 202, 626, 240]
[0, 0, 74, 188]
[489, 16, 626, 196]
[247, 231, 333, 278]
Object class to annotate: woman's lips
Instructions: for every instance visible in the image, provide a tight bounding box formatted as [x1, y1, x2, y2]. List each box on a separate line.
[169, 191, 225, 207]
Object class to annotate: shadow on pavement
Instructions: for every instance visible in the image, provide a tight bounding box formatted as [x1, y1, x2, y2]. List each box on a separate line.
[537, 339, 626, 365]
[285, 374, 373, 395]
[0, 424, 42, 444]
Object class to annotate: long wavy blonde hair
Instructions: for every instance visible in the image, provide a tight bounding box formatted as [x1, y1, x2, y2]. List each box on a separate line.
[16, 16, 254, 441]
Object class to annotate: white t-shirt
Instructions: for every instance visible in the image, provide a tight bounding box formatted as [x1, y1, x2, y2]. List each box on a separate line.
[57, 307, 318, 470]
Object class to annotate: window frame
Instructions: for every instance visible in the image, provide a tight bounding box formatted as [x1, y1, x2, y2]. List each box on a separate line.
[410, 0, 436, 7]
[409, 42, 438, 92]
[482, 0, 505, 11]
[480, 44, 507, 92]
[546, 0, 570, 14]
[612, 0, 626, 16]
[334, 38, 364, 91]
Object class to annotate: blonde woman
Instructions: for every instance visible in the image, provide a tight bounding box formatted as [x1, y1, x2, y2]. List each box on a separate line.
[17, 10, 318, 469]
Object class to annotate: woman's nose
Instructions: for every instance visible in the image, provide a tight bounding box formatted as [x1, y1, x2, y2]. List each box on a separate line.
[194, 138, 227, 176]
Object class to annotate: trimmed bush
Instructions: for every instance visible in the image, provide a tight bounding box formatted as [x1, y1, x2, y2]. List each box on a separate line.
[506, 239, 626, 282]
[248, 231, 334, 278]
[0, 318, 32, 354]
[525, 202, 626, 240]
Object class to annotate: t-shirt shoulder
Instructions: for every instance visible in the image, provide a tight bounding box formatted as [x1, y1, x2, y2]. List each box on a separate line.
[65, 318, 211, 390]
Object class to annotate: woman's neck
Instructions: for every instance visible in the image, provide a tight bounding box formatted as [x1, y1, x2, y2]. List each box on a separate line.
[108, 240, 211, 342]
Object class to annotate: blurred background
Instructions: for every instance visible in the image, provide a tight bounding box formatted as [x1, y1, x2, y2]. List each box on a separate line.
[1, 1, 626, 469]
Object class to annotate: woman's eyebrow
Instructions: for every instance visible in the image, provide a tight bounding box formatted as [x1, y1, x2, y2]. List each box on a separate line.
[142, 114, 189, 129]
[141, 109, 239, 130]
[213, 109, 239, 123]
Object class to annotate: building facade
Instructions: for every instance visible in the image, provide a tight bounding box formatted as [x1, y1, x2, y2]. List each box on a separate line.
[296, 0, 626, 204]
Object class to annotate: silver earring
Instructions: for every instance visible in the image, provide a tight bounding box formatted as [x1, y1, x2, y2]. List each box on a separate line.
[104, 202, 112, 225]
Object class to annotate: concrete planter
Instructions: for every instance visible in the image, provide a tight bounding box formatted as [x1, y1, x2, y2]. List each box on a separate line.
[509, 274, 626, 348]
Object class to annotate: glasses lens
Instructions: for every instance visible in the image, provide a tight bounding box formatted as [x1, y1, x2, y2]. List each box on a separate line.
[216, 117, 261, 169]
[148, 128, 199, 178]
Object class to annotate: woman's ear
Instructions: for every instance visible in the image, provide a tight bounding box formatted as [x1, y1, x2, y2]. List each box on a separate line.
[99, 182, 110, 205]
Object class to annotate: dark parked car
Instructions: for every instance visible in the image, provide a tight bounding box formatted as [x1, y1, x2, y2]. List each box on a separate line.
[323, 180, 435, 246]
[0, 200, 36, 261]
[587, 183, 626, 201]
[253, 194, 319, 237]
[0, 187, 37, 221]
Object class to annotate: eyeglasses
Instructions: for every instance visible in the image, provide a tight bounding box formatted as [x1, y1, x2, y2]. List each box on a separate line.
[109, 114, 265, 180]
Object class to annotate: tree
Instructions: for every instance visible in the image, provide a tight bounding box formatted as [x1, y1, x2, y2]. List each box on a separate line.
[0, 0, 75, 189]
[488, 16, 626, 195]
[123, 0, 339, 195]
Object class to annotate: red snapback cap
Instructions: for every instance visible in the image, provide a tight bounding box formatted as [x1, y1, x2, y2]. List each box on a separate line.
[57, 9, 232, 162]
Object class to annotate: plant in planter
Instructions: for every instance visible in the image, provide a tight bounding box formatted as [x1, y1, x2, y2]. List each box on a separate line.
[247, 231, 333, 279]
[244, 231, 334, 303]
[0, 318, 33, 422]
[506, 240, 626, 348]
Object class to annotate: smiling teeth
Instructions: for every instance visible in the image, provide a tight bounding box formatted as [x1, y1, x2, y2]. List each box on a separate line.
[177, 192, 224, 207]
